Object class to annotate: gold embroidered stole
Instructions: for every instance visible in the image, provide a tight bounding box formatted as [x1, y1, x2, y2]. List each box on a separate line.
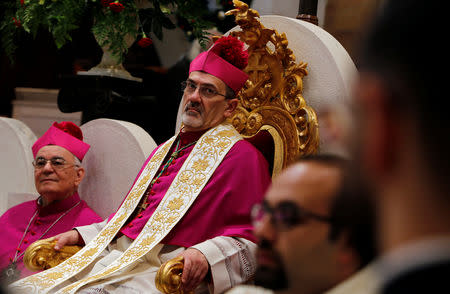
[10, 124, 242, 294]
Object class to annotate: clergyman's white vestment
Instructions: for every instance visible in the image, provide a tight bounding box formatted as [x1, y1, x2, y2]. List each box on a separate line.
[56, 220, 257, 293]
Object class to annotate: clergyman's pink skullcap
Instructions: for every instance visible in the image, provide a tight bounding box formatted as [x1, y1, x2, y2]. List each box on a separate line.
[32, 121, 90, 161]
[189, 36, 249, 95]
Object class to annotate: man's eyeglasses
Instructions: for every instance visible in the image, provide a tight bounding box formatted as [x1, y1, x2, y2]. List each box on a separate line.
[33, 157, 79, 170]
[251, 201, 332, 231]
[181, 80, 227, 99]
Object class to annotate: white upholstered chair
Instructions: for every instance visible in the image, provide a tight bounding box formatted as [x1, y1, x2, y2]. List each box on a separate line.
[0, 117, 38, 215]
[79, 118, 157, 219]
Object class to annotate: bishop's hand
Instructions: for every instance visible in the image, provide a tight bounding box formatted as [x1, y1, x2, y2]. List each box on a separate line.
[178, 248, 210, 292]
[53, 229, 83, 250]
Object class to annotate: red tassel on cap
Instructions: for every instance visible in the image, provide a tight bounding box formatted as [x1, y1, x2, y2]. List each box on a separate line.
[53, 121, 83, 141]
[210, 35, 248, 70]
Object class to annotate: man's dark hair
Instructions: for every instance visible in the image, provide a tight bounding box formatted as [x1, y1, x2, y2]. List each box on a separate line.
[225, 84, 236, 100]
[297, 153, 347, 167]
[298, 154, 377, 268]
[328, 173, 377, 268]
[358, 0, 450, 195]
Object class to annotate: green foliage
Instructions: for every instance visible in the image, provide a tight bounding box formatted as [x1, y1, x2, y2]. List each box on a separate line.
[0, 0, 17, 60]
[171, 0, 214, 45]
[92, 1, 139, 63]
[0, 0, 215, 64]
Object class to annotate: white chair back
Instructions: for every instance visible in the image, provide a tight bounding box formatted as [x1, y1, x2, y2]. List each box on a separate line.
[79, 118, 157, 219]
[0, 118, 38, 215]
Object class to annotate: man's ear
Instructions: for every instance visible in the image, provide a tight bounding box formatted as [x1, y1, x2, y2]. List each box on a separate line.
[356, 74, 397, 177]
[224, 98, 239, 118]
[334, 233, 360, 281]
[74, 166, 85, 187]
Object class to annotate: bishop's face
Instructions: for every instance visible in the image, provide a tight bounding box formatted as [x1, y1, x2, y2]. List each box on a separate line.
[181, 71, 237, 132]
[34, 145, 84, 205]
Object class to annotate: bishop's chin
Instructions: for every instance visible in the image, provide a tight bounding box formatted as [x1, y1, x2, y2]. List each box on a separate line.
[182, 115, 203, 129]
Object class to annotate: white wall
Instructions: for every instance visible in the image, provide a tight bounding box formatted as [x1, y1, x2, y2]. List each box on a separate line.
[12, 87, 82, 138]
[251, 0, 328, 27]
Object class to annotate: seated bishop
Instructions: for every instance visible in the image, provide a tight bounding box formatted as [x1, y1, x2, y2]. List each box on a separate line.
[0, 121, 103, 284]
[10, 36, 271, 294]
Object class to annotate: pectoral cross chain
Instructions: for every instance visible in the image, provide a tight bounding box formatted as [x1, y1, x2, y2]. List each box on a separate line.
[134, 139, 197, 215]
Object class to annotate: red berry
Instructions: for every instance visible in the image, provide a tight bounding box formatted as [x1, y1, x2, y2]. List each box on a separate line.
[138, 37, 152, 48]
[12, 17, 21, 28]
[109, 2, 124, 13]
[101, 0, 112, 7]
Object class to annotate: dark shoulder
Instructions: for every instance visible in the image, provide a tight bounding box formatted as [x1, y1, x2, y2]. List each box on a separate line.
[383, 260, 450, 294]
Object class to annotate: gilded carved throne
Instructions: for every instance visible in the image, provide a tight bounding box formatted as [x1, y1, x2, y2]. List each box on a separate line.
[23, 0, 358, 292]
[225, 1, 319, 176]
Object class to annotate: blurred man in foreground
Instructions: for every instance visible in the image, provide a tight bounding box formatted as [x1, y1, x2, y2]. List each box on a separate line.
[228, 155, 377, 294]
[351, 0, 450, 292]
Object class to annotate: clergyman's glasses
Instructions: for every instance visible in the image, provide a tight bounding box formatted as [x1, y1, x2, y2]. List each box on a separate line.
[251, 200, 332, 231]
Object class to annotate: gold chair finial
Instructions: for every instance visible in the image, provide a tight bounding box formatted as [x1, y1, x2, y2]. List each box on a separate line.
[23, 237, 82, 272]
[155, 256, 193, 294]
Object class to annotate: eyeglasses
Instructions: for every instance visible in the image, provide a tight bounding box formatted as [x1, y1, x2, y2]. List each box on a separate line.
[33, 157, 79, 170]
[251, 201, 332, 231]
[181, 80, 227, 99]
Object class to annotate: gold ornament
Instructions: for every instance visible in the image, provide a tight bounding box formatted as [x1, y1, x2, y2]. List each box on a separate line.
[155, 256, 193, 294]
[226, 0, 319, 176]
[23, 238, 82, 271]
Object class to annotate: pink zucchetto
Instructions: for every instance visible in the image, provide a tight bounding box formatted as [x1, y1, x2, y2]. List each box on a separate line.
[32, 121, 90, 161]
[189, 35, 249, 95]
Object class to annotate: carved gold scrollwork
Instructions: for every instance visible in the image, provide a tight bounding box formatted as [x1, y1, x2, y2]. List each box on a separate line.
[23, 238, 82, 272]
[226, 0, 319, 172]
[230, 107, 249, 133]
[247, 112, 263, 133]
[155, 256, 193, 294]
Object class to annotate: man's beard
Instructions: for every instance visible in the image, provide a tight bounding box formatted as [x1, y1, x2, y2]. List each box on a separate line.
[182, 101, 203, 128]
[254, 239, 289, 291]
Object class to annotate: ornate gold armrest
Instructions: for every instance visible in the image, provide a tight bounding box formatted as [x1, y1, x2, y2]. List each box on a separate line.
[23, 237, 82, 271]
[155, 256, 193, 294]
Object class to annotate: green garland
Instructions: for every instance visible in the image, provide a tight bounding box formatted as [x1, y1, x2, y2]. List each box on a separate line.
[0, 0, 215, 63]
